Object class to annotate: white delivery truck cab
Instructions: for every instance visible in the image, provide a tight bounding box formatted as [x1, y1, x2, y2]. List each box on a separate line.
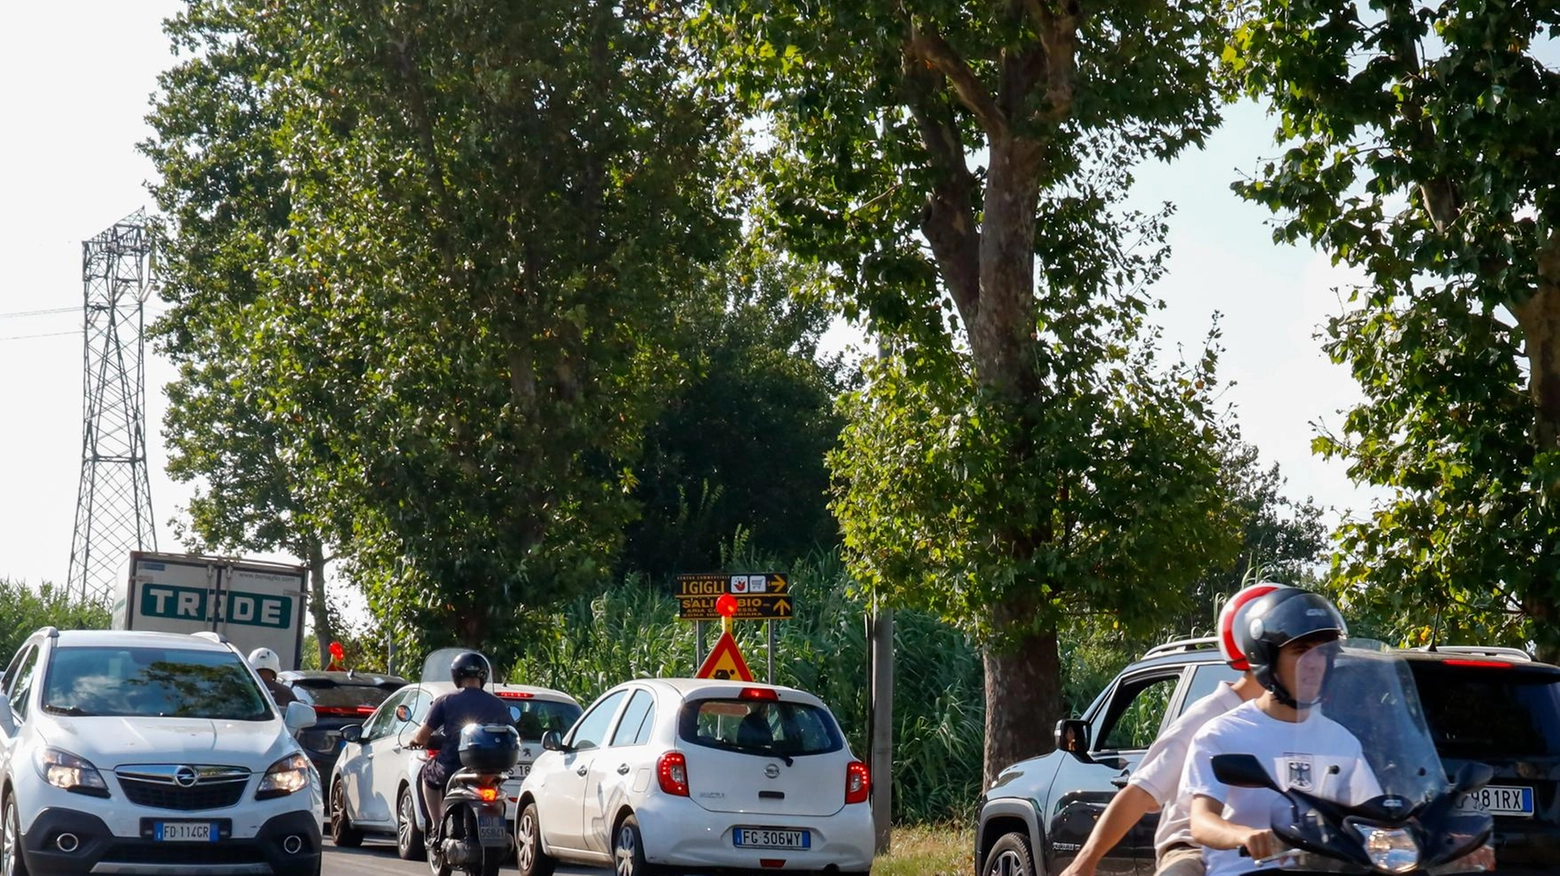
[111, 550, 310, 670]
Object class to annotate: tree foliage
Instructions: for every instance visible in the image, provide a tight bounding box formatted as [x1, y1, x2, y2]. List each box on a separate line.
[1227, 0, 1560, 655]
[145, 0, 739, 666]
[697, 0, 1245, 781]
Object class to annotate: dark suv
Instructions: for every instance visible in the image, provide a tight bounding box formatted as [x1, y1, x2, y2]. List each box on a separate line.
[278, 670, 406, 780]
[975, 638, 1560, 876]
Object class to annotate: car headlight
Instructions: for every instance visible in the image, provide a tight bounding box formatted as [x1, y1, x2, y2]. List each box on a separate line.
[256, 753, 311, 800]
[34, 747, 109, 797]
[1354, 824, 1420, 874]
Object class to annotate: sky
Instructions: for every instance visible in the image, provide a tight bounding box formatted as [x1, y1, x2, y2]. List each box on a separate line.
[1, 2, 1384, 595]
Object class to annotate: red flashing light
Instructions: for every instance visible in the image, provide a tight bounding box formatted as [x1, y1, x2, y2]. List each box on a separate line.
[477, 787, 499, 803]
[739, 687, 779, 701]
[657, 752, 690, 797]
[845, 761, 870, 804]
[1443, 658, 1515, 668]
[716, 593, 739, 617]
[496, 691, 535, 699]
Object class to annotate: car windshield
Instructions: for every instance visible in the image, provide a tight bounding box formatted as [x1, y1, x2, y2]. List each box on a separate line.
[41, 646, 272, 721]
[1411, 663, 1560, 759]
[678, 697, 843, 758]
[504, 698, 583, 741]
[290, 679, 401, 713]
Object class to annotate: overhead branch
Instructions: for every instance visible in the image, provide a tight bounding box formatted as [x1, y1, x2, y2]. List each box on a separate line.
[906, 23, 1008, 138]
[1380, 0, 1459, 232]
[1021, 0, 1081, 121]
[901, 49, 982, 317]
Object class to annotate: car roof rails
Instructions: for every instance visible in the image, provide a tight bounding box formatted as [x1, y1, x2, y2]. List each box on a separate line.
[190, 631, 229, 645]
[1416, 644, 1532, 662]
[1142, 636, 1219, 659]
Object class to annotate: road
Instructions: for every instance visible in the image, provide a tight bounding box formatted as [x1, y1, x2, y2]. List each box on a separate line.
[322, 839, 609, 876]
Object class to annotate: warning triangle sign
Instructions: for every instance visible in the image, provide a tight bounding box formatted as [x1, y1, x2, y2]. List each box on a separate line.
[695, 631, 755, 682]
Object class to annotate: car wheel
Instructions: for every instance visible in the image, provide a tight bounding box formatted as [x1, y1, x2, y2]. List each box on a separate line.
[427, 811, 451, 876]
[397, 785, 426, 860]
[983, 832, 1036, 876]
[612, 814, 657, 876]
[329, 781, 363, 849]
[515, 802, 555, 876]
[2, 793, 28, 876]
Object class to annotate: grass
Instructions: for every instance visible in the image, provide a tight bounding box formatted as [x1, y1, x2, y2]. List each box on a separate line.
[873, 822, 973, 876]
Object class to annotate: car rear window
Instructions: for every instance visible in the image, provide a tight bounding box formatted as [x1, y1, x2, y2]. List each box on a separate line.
[1411, 664, 1560, 759]
[504, 699, 584, 741]
[290, 679, 400, 713]
[678, 697, 843, 757]
[42, 646, 271, 721]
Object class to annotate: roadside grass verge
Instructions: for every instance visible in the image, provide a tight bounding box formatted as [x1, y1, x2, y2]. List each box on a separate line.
[873, 822, 972, 876]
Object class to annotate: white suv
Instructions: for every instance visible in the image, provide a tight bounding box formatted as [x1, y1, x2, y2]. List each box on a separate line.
[0, 627, 323, 876]
[514, 678, 874, 876]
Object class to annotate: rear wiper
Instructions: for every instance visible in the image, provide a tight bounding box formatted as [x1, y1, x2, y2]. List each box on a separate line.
[43, 704, 91, 716]
[712, 738, 794, 767]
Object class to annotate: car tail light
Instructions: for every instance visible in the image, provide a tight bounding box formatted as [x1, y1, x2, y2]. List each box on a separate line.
[657, 752, 690, 797]
[1443, 659, 1514, 668]
[496, 691, 534, 699]
[739, 687, 778, 701]
[845, 761, 870, 804]
[478, 786, 499, 802]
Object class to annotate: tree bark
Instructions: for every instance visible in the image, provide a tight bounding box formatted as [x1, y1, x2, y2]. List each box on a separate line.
[1517, 231, 1560, 455]
[304, 539, 335, 669]
[971, 134, 1043, 398]
[982, 624, 1062, 789]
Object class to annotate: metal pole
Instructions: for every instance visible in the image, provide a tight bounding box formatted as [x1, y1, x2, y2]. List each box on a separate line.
[870, 605, 894, 853]
[767, 619, 776, 684]
[694, 620, 706, 673]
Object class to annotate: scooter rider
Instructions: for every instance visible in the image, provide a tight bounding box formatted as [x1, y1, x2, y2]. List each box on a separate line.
[409, 651, 513, 838]
[1183, 590, 1382, 876]
[1059, 583, 1289, 876]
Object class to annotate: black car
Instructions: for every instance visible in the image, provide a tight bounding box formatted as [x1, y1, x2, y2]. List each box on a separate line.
[279, 670, 407, 778]
[975, 638, 1560, 876]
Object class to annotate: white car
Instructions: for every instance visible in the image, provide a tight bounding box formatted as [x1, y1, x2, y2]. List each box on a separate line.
[327, 648, 582, 861]
[0, 627, 323, 876]
[514, 678, 875, 876]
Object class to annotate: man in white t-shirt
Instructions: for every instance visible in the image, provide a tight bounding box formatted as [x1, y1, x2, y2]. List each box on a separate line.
[1183, 590, 1381, 876]
[1059, 583, 1290, 876]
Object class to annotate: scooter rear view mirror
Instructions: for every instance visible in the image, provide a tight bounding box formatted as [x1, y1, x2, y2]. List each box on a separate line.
[1212, 753, 1280, 791]
[1451, 760, 1495, 794]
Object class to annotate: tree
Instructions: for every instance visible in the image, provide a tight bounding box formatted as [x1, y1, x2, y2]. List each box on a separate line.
[621, 246, 848, 581]
[1227, 0, 1560, 656]
[145, 0, 739, 667]
[698, 0, 1245, 782]
[142, 2, 340, 665]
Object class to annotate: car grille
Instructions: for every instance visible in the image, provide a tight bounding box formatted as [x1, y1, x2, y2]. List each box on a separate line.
[115, 766, 251, 811]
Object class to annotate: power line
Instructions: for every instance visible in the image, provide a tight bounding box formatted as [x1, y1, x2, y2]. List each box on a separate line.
[0, 306, 78, 320]
[0, 329, 79, 342]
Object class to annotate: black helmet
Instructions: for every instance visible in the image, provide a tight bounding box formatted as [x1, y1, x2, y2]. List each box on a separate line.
[450, 651, 490, 687]
[1237, 589, 1348, 707]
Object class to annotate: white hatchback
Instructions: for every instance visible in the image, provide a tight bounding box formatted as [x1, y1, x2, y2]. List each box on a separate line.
[327, 649, 582, 862]
[514, 679, 874, 876]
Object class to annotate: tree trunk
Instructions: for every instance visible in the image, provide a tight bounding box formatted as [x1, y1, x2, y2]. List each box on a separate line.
[305, 540, 335, 669]
[971, 135, 1043, 398]
[1516, 234, 1560, 663]
[982, 621, 1062, 789]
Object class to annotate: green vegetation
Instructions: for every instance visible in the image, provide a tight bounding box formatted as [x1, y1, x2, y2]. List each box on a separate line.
[873, 823, 972, 876]
[0, 581, 111, 665]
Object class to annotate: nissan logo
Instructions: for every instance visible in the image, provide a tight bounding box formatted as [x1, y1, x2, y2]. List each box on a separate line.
[764, 764, 781, 779]
[173, 766, 199, 788]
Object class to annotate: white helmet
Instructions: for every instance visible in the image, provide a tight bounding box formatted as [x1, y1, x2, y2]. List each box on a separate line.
[248, 647, 281, 674]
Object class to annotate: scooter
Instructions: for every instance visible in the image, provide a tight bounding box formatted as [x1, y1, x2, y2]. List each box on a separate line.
[411, 723, 521, 876]
[1210, 639, 1495, 875]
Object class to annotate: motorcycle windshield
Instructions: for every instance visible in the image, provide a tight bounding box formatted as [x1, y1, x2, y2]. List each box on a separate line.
[1279, 638, 1449, 811]
[420, 647, 495, 685]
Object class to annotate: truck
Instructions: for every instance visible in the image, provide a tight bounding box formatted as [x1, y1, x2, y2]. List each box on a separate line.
[110, 550, 310, 671]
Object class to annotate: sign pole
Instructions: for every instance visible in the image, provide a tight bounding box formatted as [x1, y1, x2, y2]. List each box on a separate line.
[767, 619, 775, 684]
[694, 620, 706, 673]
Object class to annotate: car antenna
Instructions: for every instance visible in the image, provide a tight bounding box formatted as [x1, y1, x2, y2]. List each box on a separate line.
[1427, 605, 1442, 652]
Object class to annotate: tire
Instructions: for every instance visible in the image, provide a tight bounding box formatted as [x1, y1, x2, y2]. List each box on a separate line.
[329, 781, 363, 849]
[426, 808, 451, 876]
[397, 785, 426, 860]
[514, 802, 555, 876]
[982, 832, 1036, 876]
[611, 813, 657, 876]
[2, 793, 28, 876]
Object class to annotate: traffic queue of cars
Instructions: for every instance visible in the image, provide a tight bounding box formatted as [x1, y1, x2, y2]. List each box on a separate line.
[325, 649, 877, 875]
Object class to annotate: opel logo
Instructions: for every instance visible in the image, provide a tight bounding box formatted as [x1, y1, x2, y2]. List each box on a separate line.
[173, 766, 199, 788]
[764, 764, 780, 779]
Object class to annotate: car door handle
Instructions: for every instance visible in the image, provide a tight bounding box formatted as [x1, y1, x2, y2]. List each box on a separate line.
[616, 764, 631, 775]
[577, 766, 589, 776]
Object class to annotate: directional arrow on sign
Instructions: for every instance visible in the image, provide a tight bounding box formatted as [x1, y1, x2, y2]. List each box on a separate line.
[678, 593, 793, 621]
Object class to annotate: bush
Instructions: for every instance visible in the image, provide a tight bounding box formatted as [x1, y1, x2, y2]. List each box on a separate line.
[0, 580, 111, 663]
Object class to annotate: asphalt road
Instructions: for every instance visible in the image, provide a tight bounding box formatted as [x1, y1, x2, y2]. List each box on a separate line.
[322, 839, 610, 876]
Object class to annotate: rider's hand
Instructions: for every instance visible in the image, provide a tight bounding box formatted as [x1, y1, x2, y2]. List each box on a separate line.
[1240, 828, 1277, 861]
[1058, 858, 1096, 876]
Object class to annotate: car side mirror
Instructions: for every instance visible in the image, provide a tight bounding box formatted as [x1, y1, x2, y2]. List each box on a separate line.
[1211, 754, 1279, 791]
[0, 693, 14, 737]
[541, 729, 565, 752]
[1054, 719, 1089, 755]
[1452, 761, 1495, 794]
[340, 724, 363, 744]
[395, 704, 411, 723]
[285, 702, 317, 732]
